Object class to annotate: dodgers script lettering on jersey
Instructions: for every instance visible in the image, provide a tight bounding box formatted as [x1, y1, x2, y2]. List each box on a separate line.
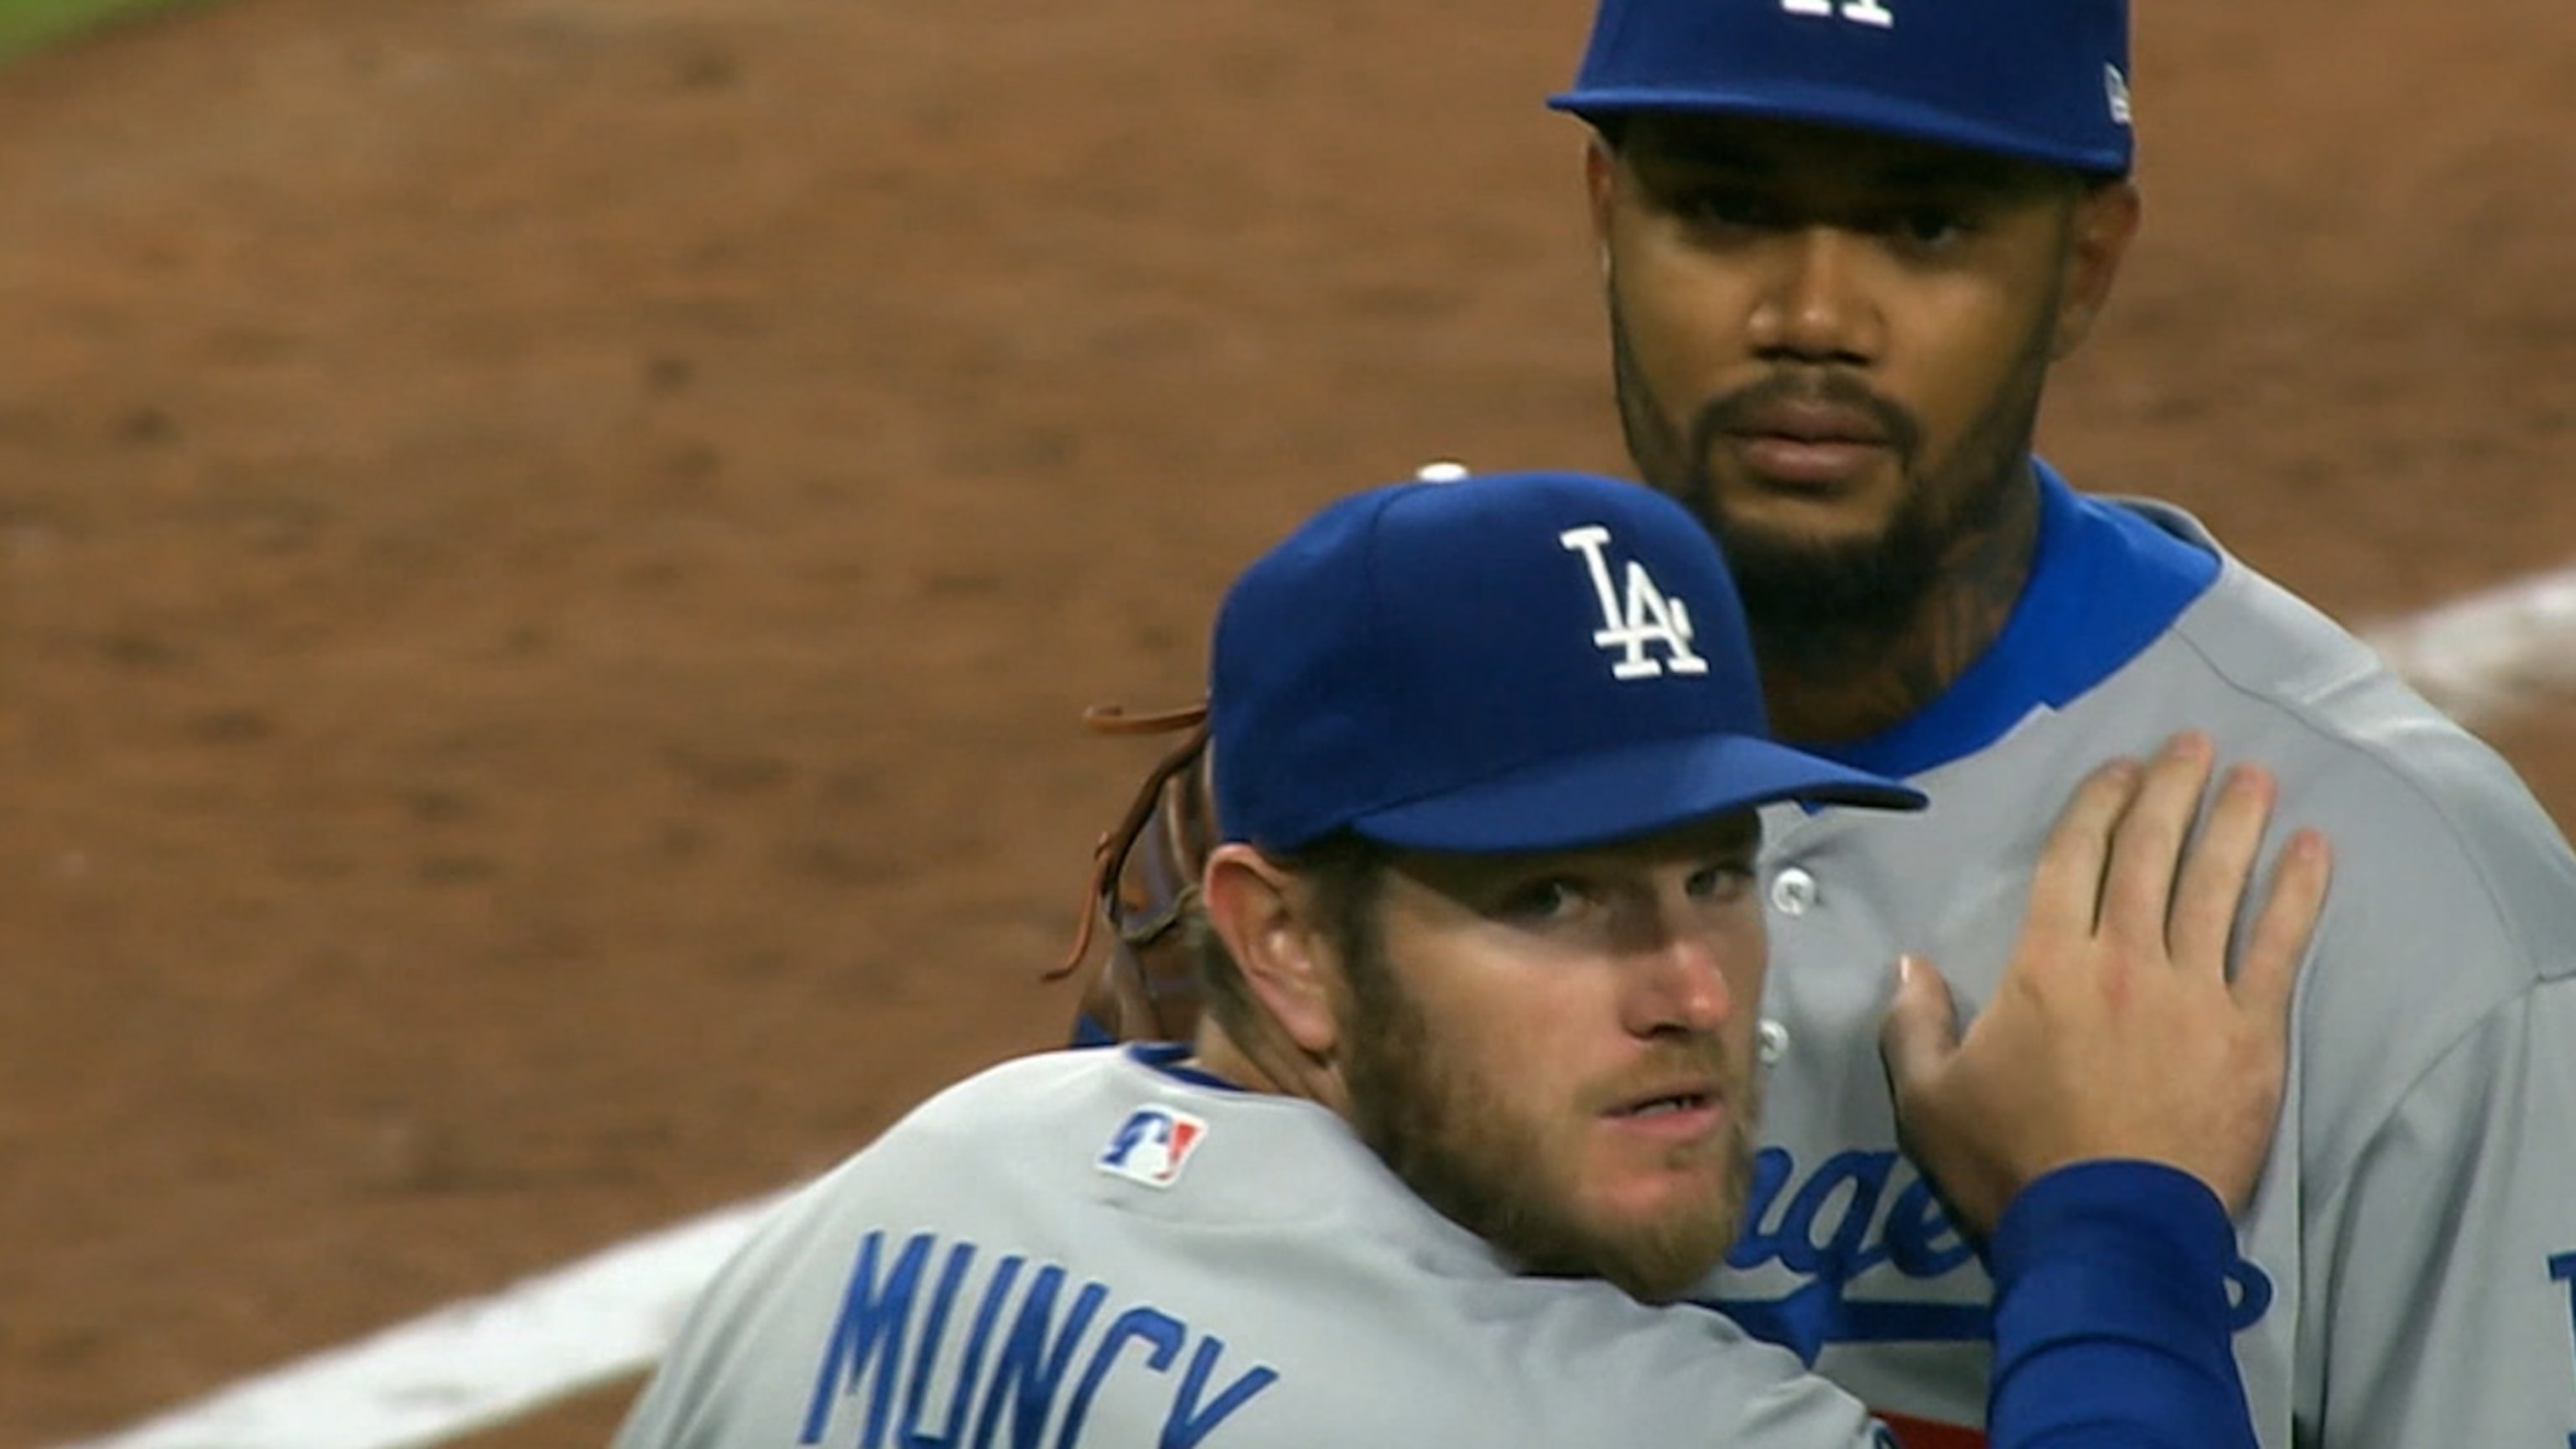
[1716, 1146, 2273, 1358]
[802, 1228, 1278, 1448]
[2554, 1252, 2576, 1449]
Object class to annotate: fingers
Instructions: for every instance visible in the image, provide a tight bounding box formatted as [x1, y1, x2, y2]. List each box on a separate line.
[2023, 756, 2145, 943]
[2164, 761, 2278, 973]
[1878, 953, 1962, 1099]
[2231, 828, 2334, 1023]
[2097, 732, 2215, 944]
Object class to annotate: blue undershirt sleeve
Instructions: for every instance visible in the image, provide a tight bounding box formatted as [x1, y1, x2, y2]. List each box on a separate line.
[1983, 1160, 2256, 1449]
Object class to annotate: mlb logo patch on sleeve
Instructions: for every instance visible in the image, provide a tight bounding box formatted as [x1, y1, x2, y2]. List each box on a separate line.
[1097, 1106, 1208, 1188]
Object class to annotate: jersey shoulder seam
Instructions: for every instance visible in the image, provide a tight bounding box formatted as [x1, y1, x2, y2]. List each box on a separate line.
[2169, 563, 2552, 947]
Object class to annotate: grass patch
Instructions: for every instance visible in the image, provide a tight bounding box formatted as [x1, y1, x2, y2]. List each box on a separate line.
[0, 0, 208, 64]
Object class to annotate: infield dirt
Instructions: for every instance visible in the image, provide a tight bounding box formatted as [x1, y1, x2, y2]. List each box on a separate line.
[2, 1, 2571, 1444]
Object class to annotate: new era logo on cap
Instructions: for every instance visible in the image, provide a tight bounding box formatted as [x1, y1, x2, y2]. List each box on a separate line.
[2105, 64, 2132, 125]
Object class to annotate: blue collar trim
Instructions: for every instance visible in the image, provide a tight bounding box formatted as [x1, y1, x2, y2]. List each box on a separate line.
[1130, 1041, 1244, 1092]
[1813, 462, 2220, 781]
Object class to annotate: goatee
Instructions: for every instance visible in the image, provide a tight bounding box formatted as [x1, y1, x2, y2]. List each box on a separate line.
[1606, 294, 2049, 680]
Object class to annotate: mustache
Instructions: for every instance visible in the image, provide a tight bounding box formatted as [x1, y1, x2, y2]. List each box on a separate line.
[1687, 371, 1924, 470]
[1587, 1042, 1748, 1113]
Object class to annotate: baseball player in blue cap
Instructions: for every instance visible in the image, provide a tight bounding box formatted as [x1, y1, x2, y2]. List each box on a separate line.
[619, 470, 2332, 1447]
[1540, 1, 2576, 1446]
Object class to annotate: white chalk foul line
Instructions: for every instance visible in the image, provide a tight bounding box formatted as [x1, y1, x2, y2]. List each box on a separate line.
[44, 559, 2576, 1449]
[49, 1191, 792, 1449]
[2360, 562, 2576, 727]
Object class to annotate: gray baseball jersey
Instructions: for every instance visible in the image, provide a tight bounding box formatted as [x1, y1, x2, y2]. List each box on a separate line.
[610, 1046, 1886, 1449]
[1709, 465, 2576, 1448]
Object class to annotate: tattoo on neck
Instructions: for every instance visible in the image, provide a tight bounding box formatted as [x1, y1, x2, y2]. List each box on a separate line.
[1761, 480, 2041, 745]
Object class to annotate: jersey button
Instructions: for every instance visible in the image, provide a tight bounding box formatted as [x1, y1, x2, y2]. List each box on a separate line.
[1768, 866, 1818, 917]
[1758, 1018, 1790, 1065]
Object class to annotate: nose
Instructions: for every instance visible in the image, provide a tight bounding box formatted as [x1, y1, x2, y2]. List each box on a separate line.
[1618, 911, 1740, 1039]
[1747, 227, 1880, 366]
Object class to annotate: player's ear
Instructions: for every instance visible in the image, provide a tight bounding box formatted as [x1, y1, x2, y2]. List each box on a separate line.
[2049, 178, 2142, 360]
[1202, 844, 1340, 1055]
[1583, 132, 1620, 260]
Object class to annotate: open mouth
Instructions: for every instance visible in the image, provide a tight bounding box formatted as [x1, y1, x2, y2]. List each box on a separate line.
[1610, 1088, 1716, 1119]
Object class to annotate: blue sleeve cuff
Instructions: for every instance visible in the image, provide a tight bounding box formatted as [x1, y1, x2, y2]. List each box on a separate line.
[1985, 1161, 2257, 1448]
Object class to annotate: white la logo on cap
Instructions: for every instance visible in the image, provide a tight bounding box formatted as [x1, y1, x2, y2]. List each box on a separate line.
[1779, 0, 1895, 29]
[1561, 525, 1709, 680]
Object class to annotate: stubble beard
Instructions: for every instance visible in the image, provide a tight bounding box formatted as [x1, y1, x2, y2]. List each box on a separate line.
[1337, 932, 1757, 1306]
[1606, 291, 2056, 681]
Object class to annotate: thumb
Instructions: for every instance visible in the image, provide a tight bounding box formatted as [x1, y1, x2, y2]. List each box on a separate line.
[1878, 953, 1962, 1100]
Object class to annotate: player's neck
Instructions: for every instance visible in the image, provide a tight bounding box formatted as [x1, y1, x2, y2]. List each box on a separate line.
[1187, 1019, 1342, 1109]
[1753, 472, 2044, 747]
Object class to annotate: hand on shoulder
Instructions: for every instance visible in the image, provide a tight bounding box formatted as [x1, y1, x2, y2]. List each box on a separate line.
[1880, 730, 2334, 1237]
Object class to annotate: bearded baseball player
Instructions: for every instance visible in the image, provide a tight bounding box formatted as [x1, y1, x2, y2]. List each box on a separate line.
[1060, 2, 2576, 1446]
[621, 470, 2333, 1448]
[1540, 1, 2576, 1443]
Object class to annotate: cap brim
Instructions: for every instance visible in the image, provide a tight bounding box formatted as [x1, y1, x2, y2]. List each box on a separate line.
[1546, 82, 2130, 176]
[1349, 731, 1926, 854]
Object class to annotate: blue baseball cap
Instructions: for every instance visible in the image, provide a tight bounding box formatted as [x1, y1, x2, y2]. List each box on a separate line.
[1549, 0, 2134, 177]
[1209, 470, 1925, 854]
